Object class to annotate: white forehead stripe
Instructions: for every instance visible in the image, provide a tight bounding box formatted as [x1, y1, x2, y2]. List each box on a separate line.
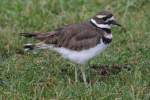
[96, 15, 106, 18]
[91, 19, 111, 29]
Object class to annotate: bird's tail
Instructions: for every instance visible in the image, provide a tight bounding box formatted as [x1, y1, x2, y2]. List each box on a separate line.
[20, 32, 56, 51]
[20, 31, 56, 40]
[20, 32, 37, 38]
[23, 42, 52, 52]
[21, 32, 44, 51]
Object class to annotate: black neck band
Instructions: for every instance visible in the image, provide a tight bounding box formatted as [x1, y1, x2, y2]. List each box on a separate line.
[101, 28, 111, 33]
[102, 36, 112, 44]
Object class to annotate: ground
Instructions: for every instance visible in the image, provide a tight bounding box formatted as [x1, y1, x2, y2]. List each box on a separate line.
[0, 0, 150, 99]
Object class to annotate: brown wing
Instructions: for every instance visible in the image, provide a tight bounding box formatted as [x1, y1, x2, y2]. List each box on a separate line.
[45, 22, 103, 51]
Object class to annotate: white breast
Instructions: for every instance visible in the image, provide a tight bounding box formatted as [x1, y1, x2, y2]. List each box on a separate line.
[54, 40, 108, 64]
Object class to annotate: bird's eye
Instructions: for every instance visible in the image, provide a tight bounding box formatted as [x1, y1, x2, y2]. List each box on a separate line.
[102, 17, 107, 21]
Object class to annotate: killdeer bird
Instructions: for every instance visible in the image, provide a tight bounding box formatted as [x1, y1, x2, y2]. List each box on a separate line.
[21, 11, 121, 85]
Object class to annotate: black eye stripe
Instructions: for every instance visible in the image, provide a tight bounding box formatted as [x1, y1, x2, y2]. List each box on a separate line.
[103, 15, 113, 21]
[92, 18, 113, 25]
[93, 17, 103, 23]
[105, 20, 113, 24]
[106, 14, 113, 19]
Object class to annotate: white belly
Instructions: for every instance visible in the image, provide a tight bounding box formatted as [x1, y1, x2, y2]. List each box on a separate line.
[54, 40, 108, 64]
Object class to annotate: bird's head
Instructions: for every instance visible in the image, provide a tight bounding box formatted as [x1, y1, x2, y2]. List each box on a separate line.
[90, 11, 121, 29]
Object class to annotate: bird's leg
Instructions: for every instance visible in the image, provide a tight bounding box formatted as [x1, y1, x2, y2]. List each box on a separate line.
[75, 65, 78, 83]
[80, 64, 87, 86]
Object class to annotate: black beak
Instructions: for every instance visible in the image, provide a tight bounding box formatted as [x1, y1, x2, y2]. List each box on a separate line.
[111, 20, 122, 27]
[111, 20, 127, 32]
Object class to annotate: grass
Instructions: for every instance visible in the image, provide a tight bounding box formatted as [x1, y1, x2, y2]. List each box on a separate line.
[0, 0, 150, 99]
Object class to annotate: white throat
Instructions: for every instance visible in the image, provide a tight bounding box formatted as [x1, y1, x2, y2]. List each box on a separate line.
[90, 18, 111, 29]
